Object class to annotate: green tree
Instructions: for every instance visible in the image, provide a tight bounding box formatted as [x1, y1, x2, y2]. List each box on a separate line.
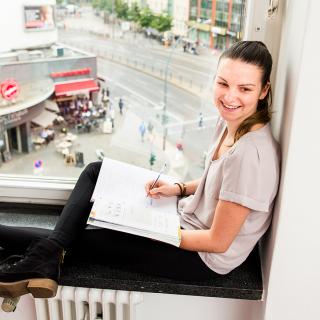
[92, 0, 100, 9]
[115, 0, 129, 19]
[138, 7, 154, 28]
[95, 0, 113, 12]
[151, 13, 173, 33]
[128, 2, 141, 22]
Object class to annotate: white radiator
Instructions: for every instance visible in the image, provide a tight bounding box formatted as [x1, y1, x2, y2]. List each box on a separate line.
[34, 286, 143, 320]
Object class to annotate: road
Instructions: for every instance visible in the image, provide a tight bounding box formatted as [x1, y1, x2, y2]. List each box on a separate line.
[56, 7, 221, 179]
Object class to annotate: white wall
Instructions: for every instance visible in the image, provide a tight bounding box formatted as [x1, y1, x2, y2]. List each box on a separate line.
[262, 0, 320, 319]
[0, 0, 57, 53]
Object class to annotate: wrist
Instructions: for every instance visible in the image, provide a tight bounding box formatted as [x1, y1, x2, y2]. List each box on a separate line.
[173, 183, 182, 196]
[174, 182, 187, 197]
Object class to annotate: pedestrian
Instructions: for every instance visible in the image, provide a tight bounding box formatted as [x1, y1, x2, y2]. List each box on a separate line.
[139, 121, 146, 142]
[118, 98, 124, 115]
[109, 107, 115, 129]
[101, 92, 109, 110]
[147, 121, 154, 135]
[198, 112, 204, 128]
[183, 43, 187, 53]
[106, 87, 110, 97]
[0, 41, 280, 299]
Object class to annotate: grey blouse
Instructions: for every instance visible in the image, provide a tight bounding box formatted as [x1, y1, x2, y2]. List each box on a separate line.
[178, 117, 281, 274]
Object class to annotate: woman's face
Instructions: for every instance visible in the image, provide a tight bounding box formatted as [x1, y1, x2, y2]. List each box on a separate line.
[213, 58, 269, 126]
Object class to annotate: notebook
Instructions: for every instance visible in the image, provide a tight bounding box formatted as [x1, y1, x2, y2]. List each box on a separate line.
[87, 158, 181, 246]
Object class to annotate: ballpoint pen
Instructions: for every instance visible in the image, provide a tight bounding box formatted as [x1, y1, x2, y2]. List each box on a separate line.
[147, 163, 167, 203]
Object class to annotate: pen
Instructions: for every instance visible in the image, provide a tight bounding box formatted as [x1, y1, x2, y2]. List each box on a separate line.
[147, 163, 167, 199]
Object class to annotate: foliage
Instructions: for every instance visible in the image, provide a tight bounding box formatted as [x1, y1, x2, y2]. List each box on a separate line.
[92, 0, 113, 12]
[151, 14, 172, 32]
[115, 0, 129, 19]
[138, 7, 154, 28]
[127, 2, 141, 22]
[92, 0, 173, 33]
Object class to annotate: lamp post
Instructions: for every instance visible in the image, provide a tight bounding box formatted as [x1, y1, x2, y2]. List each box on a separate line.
[162, 19, 211, 151]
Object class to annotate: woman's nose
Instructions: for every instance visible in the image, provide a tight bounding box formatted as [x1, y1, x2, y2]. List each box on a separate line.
[223, 88, 238, 102]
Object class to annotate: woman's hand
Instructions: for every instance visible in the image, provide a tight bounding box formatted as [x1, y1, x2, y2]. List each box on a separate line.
[145, 180, 180, 199]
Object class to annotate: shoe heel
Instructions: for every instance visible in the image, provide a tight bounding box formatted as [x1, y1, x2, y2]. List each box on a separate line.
[27, 279, 58, 298]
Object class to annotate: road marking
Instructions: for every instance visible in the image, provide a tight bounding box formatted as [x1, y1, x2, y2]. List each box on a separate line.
[98, 74, 156, 106]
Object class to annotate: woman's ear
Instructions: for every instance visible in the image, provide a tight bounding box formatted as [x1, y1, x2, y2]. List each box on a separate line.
[259, 82, 270, 100]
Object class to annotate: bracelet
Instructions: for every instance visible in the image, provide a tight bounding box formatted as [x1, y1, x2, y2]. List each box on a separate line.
[181, 183, 187, 197]
[174, 182, 187, 197]
[174, 183, 183, 197]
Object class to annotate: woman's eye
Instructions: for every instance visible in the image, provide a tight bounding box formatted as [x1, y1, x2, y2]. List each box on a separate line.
[240, 87, 251, 92]
[218, 82, 228, 87]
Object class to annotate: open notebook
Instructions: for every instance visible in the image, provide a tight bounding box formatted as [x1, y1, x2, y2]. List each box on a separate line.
[88, 158, 181, 247]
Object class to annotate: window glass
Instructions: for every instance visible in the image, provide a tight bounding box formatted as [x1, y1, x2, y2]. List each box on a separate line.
[0, 0, 246, 183]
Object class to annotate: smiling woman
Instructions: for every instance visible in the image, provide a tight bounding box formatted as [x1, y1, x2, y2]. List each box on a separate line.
[213, 41, 273, 145]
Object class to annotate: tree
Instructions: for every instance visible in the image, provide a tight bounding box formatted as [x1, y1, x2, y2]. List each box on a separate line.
[92, 0, 100, 9]
[138, 7, 154, 28]
[115, 0, 129, 19]
[151, 13, 173, 33]
[127, 2, 140, 22]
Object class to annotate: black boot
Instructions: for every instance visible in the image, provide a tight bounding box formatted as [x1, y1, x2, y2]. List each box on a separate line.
[0, 238, 65, 299]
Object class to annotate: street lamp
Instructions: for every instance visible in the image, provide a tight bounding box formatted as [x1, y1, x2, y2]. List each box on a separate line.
[162, 19, 211, 151]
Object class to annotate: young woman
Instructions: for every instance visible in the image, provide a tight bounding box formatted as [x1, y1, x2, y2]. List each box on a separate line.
[0, 41, 280, 299]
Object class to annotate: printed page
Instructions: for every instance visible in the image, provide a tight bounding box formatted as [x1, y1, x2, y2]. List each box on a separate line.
[91, 158, 177, 214]
[90, 198, 179, 236]
[88, 158, 180, 242]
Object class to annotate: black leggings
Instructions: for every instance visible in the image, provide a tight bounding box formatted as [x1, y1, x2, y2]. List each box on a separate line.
[0, 162, 217, 281]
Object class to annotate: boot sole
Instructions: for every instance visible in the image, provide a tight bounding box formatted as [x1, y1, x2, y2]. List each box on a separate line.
[0, 278, 58, 299]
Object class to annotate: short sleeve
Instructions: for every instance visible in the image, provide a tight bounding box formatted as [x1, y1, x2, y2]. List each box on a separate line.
[219, 142, 270, 212]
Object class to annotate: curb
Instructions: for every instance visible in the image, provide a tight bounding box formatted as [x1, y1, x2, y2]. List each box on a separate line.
[97, 54, 203, 98]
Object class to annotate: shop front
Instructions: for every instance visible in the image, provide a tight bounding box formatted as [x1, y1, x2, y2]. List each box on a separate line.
[0, 78, 55, 163]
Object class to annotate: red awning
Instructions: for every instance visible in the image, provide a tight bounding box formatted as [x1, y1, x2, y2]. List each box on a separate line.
[55, 79, 99, 96]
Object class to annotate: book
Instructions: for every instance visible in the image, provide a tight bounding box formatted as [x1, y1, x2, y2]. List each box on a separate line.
[87, 158, 181, 247]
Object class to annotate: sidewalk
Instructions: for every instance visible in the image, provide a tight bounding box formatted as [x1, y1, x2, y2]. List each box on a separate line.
[0, 106, 189, 180]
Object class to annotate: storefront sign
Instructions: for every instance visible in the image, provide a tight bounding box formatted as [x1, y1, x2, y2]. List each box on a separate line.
[1, 79, 20, 101]
[3, 109, 28, 126]
[50, 68, 91, 78]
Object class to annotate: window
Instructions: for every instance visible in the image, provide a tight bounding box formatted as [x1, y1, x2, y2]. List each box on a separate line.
[0, 0, 247, 202]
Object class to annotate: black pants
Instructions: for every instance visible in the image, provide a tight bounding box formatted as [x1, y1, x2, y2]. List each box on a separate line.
[0, 162, 217, 281]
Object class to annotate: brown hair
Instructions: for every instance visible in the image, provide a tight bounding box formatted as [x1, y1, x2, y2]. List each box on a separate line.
[218, 41, 273, 143]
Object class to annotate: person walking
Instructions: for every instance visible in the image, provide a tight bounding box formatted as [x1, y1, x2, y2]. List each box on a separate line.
[147, 121, 154, 135]
[139, 121, 146, 142]
[198, 112, 204, 128]
[109, 107, 115, 129]
[118, 98, 124, 115]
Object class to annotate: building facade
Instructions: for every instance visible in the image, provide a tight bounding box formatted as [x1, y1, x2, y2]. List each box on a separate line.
[172, 0, 190, 37]
[0, 1, 99, 165]
[188, 0, 245, 49]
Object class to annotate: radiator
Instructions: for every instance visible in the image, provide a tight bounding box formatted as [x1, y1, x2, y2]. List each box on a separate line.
[34, 286, 143, 320]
